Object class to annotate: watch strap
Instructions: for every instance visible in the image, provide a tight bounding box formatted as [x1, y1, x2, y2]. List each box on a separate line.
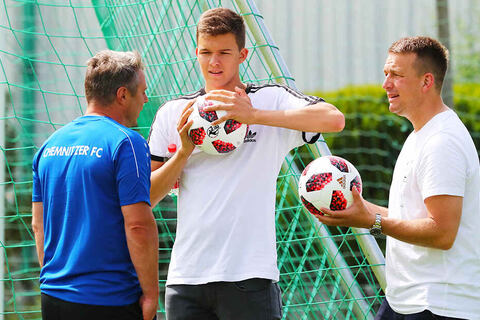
[369, 213, 382, 236]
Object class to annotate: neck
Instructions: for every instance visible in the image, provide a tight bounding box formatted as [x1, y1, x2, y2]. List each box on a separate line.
[410, 94, 448, 131]
[205, 78, 245, 93]
[86, 101, 125, 125]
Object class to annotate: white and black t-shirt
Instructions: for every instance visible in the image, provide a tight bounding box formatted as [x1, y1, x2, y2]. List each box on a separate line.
[148, 84, 323, 286]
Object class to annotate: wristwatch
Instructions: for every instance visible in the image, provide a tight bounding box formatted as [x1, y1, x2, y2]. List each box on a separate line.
[369, 213, 382, 236]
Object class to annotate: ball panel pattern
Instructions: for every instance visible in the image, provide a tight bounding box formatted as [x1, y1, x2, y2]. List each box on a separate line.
[306, 173, 332, 192]
[330, 157, 349, 173]
[212, 140, 236, 153]
[350, 176, 362, 193]
[301, 196, 323, 216]
[330, 190, 347, 210]
[224, 119, 242, 134]
[189, 127, 206, 145]
[198, 103, 218, 122]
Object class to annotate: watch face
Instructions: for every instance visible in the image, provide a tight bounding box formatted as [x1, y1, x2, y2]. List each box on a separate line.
[370, 228, 382, 236]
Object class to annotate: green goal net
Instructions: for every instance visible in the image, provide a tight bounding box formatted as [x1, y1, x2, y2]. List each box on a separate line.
[0, 0, 385, 319]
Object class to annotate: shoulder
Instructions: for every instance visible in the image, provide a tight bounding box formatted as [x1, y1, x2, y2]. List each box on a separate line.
[418, 124, 474, 172]
[35, 118, 80, 151]
[98, 118, 146, 148]
[423, 111, 472, 152]
[422, 131, 455, 153]
[148, 89, 205, 140]
[111, 126, 150, 164]
[246, 83, 323, 104]
[153, 89, 205, 118]
[247, 83, 296, 94]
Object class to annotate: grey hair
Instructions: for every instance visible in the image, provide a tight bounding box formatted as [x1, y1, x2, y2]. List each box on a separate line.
[85, 50, 144, 105]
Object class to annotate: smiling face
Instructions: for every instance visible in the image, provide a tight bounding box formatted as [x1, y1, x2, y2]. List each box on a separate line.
[196, 33, 248, 92]
[382, 53, 425, 119]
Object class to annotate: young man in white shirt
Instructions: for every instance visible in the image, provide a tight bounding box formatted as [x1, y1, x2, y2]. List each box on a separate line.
[316, 36, 480, 320]
[148, 7, 345, 320]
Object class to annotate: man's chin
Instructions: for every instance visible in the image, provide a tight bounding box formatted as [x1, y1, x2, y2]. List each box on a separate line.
[208, 80, 226, 89]
[388, 104, 400, 114]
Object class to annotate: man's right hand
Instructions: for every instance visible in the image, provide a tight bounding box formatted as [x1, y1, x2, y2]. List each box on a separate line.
[314, 188, 376, 229]
[177, 100, 195, 158]
[139, 293, 158, 320]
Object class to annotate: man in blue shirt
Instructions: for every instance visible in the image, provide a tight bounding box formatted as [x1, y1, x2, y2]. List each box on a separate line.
[31, 50, 193, 320]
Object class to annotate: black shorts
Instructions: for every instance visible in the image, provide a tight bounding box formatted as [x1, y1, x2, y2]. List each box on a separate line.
[41, 293, 155, 320]
[165, 278, 282, 320]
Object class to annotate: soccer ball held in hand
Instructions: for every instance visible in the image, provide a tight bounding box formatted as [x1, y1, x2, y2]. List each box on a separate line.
[188, 97, 248, 155]
[298, 156, 362, 215]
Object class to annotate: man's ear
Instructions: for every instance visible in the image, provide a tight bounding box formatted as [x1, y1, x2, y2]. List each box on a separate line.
[422, 73, 435, 92]
[116, 86, 128, 105]
[239, 47, 248, 63]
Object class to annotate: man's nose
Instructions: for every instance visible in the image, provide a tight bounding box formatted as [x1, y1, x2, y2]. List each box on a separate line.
[210, 54, 220, 66]
[382, 75, 391, 90]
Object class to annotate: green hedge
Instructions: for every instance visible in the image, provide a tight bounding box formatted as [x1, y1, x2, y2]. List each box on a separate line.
[309, 84, 480, 206]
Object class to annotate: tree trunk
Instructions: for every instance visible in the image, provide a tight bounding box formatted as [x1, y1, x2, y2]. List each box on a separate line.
[436, 0, 454, 108]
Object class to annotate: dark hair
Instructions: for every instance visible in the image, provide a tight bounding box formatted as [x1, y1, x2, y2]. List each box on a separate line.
[85, 50, 144, 105]
[196, 8, 246, 49]
[389, 36, 449, 91]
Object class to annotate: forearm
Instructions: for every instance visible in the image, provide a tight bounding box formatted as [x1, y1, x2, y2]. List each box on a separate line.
[364, 201, 388, 218]
[363, 200, 453, 249]
[33, 231, 44, 267]
[125, 216, 159, 299]
[32, 202, 44, 267]
[34, 234, 44, 267]
[381, 216, 454, 249]
[150, 150, 190, 207]
[252, 102, 345, 133]
[383, 195, 461, 249]
[319, 193, 460, 250]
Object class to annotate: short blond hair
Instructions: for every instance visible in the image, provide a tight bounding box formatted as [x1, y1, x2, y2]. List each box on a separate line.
[85, 50, 144, 105]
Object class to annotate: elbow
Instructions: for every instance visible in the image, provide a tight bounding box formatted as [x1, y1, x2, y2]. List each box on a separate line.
[335, 112, 345, 132]
[435, 238, 455, 250]
[126, 221, 152, 235]
[432, 232, 456, 250]
[310, 103, 345, 133]
[328, 112, 345, 133]
[433, 225, 459, 250]
[125, 218, 157, 237]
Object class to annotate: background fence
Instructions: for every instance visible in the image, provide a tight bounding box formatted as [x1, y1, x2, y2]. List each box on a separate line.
[1, 0, 479, 319]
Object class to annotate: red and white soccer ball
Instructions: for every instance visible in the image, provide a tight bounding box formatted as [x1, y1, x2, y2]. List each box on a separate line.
[298, 156, 362, 215]
[188, 97, 248, 155]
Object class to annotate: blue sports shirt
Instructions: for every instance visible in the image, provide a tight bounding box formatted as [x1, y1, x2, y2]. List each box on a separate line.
[32, 116, 151, 306]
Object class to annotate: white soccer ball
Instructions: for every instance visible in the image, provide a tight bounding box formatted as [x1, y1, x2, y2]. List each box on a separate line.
[188, 97, 248, 155]
[298, 155, 362, 215]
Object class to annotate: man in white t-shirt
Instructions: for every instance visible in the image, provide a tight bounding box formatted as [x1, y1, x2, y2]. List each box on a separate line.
[148, 7, 345, 320]
[316, 37, 480, 320]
